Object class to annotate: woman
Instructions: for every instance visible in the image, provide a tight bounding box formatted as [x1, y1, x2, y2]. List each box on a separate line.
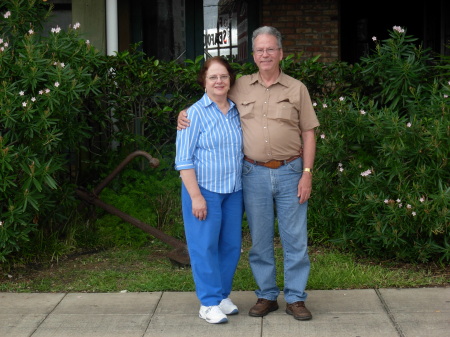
[175, 57, 243, 324]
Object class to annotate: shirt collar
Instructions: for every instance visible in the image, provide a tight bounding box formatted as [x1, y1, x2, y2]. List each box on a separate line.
[201, 93, 236, 110]
[250, 69, 289, 88]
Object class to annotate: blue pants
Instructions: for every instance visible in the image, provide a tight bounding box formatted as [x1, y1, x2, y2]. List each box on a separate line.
[182, 184, 243, 306]
[242, 157, 310, 303]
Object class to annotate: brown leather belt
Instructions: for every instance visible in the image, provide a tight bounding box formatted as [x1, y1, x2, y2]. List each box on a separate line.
[244, 155, 301, 169]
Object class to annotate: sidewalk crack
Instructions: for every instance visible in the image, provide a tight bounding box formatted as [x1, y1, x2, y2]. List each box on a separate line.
[375, 289, 405, 337]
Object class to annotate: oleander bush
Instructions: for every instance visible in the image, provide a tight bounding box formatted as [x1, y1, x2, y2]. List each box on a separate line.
[309, 28, 449, 262]
[0, 1, 448, 265]
[0, 1, 104, 262]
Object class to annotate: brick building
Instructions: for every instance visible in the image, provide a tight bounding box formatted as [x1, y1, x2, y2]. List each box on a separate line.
[46, 0, 449, 64]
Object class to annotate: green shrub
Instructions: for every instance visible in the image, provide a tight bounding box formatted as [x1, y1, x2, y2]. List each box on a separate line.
[0, 1, 104, 262]
[310, 27, 449, 262]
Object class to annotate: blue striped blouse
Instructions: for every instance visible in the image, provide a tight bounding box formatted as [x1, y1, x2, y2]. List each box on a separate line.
[175, 93, 243, 193]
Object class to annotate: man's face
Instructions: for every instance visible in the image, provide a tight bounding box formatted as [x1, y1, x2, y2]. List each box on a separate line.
[253, 34, 283, 72]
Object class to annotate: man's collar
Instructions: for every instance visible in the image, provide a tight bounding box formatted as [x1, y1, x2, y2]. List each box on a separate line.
[251, 69, 288, 87]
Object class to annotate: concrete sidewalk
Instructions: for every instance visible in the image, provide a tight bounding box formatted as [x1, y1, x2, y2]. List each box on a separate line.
[1, 288, 449, 337]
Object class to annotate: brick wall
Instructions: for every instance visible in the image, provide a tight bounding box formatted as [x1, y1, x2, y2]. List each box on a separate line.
[261, 0, 339, 63]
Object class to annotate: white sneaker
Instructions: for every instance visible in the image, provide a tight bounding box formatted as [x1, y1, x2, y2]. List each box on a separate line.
[199, 305, 228, 324]
[219, 298, 239, 315]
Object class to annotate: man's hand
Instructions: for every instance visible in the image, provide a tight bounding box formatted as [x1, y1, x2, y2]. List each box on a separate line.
[297, 172, 312, 204]
[177, 110, 190, 130]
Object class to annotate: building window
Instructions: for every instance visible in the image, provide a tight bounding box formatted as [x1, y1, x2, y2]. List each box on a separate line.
[203, 0, 249, 61]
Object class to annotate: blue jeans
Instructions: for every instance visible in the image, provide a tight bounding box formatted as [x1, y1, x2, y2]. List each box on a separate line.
[242, 157, 310, 304]
[182, 184, 243, 306]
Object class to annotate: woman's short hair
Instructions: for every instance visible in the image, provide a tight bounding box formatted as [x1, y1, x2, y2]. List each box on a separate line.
[197, 56, 236, 88]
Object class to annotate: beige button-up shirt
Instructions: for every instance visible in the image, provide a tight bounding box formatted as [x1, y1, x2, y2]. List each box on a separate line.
[229, 71, 319, 162]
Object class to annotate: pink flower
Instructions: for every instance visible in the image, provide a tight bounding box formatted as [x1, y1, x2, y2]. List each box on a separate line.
[4, 11, 11, 19]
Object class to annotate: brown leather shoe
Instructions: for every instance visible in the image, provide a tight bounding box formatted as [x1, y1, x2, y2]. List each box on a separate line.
[248, 298, 279, 317]
[286, 301, 312, 320]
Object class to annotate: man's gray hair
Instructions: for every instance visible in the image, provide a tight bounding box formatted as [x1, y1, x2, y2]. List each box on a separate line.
[252, 26, 283, 50]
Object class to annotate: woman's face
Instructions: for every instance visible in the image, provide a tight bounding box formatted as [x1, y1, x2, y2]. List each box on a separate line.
[204, 61, 230, 99]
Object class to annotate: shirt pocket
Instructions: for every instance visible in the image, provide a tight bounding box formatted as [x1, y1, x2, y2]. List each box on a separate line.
[269, 97, 298, 123]
[238, 99, 256, 119]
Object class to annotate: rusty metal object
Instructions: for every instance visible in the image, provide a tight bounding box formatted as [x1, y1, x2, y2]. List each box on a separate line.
[76, 150, 190, 266]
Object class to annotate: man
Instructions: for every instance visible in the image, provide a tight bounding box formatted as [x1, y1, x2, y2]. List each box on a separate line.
[179, 26, 319, 321]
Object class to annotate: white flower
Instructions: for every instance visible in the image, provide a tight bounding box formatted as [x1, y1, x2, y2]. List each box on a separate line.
[320, 134, 326, 139]
[372, 36, 377, 41]
[360, 169, 372, 177]
[412, 211, 417, 216]
[0, 221, 3, 226]
[86, 40, 90, 45]
[39, 90, 43, 95]
[398, 203, 403, 208]
[45, 88, 50, 93]
[419, 197, 425, 203]
[396, 199, 401, 203]
[0, 39, 3, 44]
[73, 22, 81, 29]
[338, 163, 343, 167]
[444, 95, 448, 98]
[339, 167, 344, 172]
[31, 97, 36, 102]
[54, 82, 60, 87]
[313, 102, 317, 107]
[19, 91, 25, 96]
[51, 26, 61, 34]
[22, 102, 27, 107]
[384, 199, 389, 204]
[28, 29, 34, 35]
[339, 96, 344, 101]
[60, 62, 65, 68]
[3, 42, 8, 48]
[406, 122, 412, 127]
[0, 47, 4, 52]
[407, 204, 412, 209]
[4, 11, 11, 19]
[322, 104, 328, 108]
[393, 26, 405, 33]
[360, 110, 366, 115]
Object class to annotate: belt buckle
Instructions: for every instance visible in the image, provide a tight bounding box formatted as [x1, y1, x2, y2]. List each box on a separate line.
[265, 160, 282, 169]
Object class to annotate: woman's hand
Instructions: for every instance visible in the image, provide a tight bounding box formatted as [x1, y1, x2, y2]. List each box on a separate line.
[191, 194, 207, 220]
